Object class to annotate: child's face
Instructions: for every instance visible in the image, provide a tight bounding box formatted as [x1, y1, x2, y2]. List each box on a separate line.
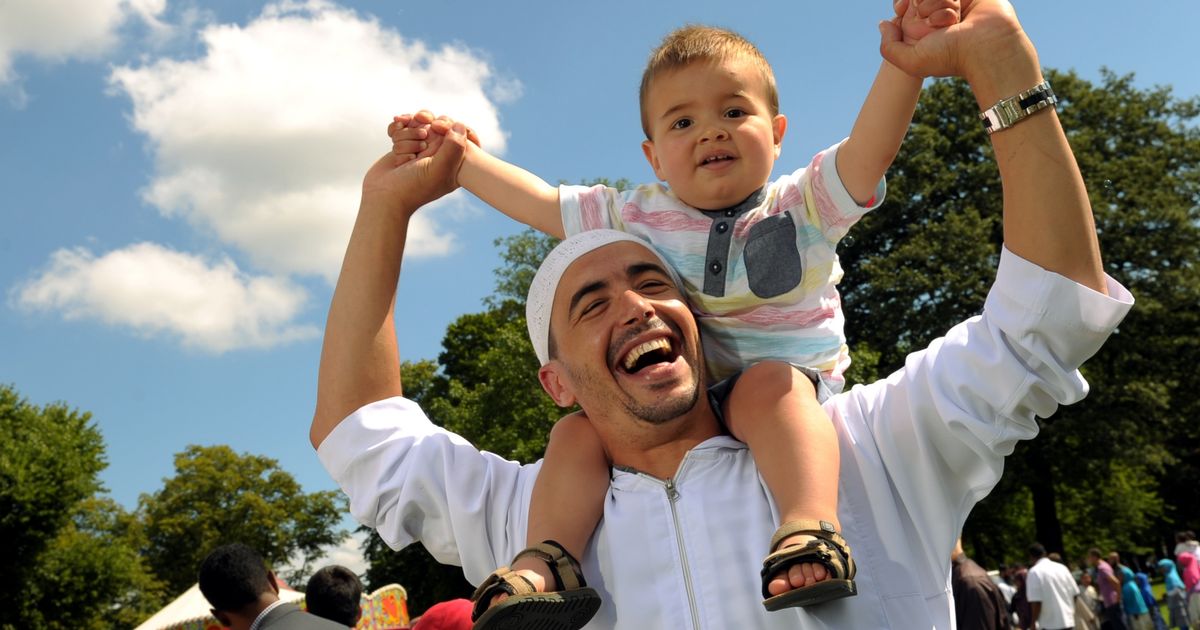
[641, 55, 786, 211]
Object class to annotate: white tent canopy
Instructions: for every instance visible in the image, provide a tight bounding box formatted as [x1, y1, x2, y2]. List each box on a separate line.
[134, 583, 304, 630]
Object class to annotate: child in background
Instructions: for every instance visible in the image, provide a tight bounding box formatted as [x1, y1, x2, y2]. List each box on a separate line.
[391, 3, 957, 628]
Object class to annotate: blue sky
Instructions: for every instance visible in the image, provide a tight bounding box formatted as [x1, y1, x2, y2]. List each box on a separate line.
[2, 0, 1197, 551]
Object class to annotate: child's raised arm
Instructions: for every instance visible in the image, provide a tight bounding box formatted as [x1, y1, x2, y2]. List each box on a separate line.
[390, 111, 565, 239]
[835, 0, 960, 205]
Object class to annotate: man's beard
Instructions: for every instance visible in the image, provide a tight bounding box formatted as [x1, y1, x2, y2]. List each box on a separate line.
[622, 378, 702, 424]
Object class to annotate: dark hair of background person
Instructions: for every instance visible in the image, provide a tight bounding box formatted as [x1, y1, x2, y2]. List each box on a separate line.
[198, 543, 275, 613]
[305, 565, 363, 627]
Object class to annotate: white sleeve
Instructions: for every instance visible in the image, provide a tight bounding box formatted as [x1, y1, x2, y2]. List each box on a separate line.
[316, 397, 538, 584]
[834, 247, 1133, 578]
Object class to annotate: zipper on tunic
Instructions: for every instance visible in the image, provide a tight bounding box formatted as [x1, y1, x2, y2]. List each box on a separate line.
[664, 477, 702, 629]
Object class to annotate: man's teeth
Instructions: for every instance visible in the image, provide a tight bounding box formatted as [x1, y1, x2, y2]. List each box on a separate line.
[622, 338, 672, 371]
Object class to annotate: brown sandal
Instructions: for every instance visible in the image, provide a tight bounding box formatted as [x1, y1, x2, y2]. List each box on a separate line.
[760, 520, 858, 611]
[470, 540, 601, 630]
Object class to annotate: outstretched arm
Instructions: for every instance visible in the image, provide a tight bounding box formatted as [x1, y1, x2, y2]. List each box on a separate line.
[837, 1, 960, 203]
[311, 121, 471, 448]
[390, 111, 565, 238]
[881, 0, 1107, 293]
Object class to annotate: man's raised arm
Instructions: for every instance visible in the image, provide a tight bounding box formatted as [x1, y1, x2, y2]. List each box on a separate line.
[310, 121, 470, 448]
[882, 0, 1107, 294]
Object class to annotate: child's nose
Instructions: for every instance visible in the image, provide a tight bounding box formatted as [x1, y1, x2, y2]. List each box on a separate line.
[699, 124, 729, 143]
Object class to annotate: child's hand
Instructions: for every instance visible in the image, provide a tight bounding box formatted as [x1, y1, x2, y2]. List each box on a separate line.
[894, 0, 960, 43]
[388, 111, 481, 167]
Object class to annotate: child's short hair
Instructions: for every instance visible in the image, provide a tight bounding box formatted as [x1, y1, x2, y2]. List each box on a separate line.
[639, 25, 779, 139]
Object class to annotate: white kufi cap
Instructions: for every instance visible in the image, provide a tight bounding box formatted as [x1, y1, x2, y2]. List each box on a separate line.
[526, 230, 681, 365]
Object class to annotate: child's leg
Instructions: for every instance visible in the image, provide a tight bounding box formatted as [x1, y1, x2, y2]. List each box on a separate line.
[492, 412, 608, 601]
[722, 361, 841, 597]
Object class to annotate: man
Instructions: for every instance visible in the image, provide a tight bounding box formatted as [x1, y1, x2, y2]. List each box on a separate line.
[198, 544, 344, 630]
[1026, 543, 1079, 630]
[1088, 548, 1128, 630]
[951, 539, 1012, 629]
[311, 0, 1133, 627]
[304, 565, 363, 627]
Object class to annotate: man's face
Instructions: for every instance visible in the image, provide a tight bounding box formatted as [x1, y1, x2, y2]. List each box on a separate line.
[541, 242, 704, 425]
[641, 55, 786, 211]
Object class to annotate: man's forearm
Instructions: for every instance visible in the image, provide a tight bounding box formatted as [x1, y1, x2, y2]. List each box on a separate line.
[311, 194, 410, 447]
[967, 31, 1108, 294]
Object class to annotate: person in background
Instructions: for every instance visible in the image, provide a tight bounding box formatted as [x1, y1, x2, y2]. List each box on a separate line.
[1090, 548, 1129, 630]
[1134, 562, 1167, 630]
[411, 599, 472, 630]
[1079, 571, 1105, 630]
[1026, 542, 1079, 630]
[1178, 533, 1200, 628]
[198, 543, 344, 630]
[1113, 553, 1151, 630]
[1012, 568, 1034, 630]
[305, 565, 363, 628]
[952, 539, 1012, 629]
[1157, 557, 1192, 630]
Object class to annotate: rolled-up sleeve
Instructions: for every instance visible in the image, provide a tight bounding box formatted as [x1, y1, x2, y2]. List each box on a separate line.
[317, 397, 537, 584]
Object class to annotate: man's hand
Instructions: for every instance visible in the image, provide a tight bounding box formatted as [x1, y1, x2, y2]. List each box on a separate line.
[880, 0, 1032, 87]
[363, 114, 473, 217]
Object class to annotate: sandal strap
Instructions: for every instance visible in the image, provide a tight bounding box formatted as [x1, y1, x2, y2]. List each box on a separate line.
[760, 538, 856, 599]
[469, 568, 536, 621]
[770, 519, 850, 556]
[512, 540, 587, 590]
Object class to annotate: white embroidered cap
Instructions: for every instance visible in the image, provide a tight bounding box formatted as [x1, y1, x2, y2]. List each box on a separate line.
[526, 230, 681, 365]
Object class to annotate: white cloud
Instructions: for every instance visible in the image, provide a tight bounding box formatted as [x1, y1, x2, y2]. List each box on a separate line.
[14, 242, 318, 353]
[110, 0, 513, 280]
[280, 529, 369, 579]
[0, 0, 165, 85]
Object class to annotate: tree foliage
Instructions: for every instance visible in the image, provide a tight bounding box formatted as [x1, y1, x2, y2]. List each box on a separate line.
[138, 444, 345, 595]
[0, 385, 162, 629]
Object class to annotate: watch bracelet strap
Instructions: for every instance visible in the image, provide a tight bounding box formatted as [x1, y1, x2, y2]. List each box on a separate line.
[979, 81, 1058, 135]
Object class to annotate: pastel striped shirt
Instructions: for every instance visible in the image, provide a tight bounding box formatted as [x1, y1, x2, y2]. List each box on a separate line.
[560, 142, 883, 385]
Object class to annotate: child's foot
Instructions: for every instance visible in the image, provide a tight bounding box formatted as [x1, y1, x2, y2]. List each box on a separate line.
[484, 556, 552, 607]
[765, 533, 831, 595]
[760, 520, 857, 611]
[469, 541, 601, 630]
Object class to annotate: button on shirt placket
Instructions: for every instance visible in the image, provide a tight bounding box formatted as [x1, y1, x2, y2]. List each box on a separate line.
[701, 190, 762, 297]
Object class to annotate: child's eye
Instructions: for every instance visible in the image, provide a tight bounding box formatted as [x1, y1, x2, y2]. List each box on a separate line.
[671, 118, 693, 130]
[725, 108, 746, 119]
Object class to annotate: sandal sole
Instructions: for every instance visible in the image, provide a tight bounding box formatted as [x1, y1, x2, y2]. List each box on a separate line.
[762, 578, 857, 611]
[472, 587, 601, 630]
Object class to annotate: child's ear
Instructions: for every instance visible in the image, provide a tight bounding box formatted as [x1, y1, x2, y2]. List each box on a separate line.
[772, 114, 788, 159]
[538, 363, 578, 408]
[642, 140, 667, 181]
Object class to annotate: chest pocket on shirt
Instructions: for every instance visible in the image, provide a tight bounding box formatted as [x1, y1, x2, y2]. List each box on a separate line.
[743, 212, 802, 298]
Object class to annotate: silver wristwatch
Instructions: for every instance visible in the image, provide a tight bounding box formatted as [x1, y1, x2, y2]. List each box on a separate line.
[979, 81, 1057, 135]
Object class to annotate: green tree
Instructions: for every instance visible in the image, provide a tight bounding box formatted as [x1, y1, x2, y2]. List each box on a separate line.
[0, 385, 163, 629]
[138, 444, 344, 595]
[359, 527, 473, 617]
[842, 69, 1200, 558]
[27, 498, 164, 629]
